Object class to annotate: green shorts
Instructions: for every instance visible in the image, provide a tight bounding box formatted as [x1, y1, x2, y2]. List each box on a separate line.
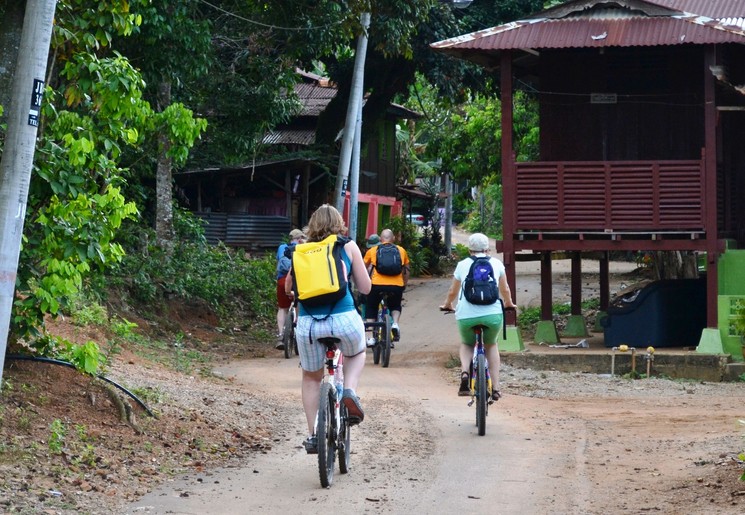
[457, 313, 503, 346]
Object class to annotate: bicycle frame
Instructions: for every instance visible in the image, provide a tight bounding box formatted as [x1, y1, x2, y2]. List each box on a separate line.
[468, 326, 493, 402]
[314, 341, 343, 431]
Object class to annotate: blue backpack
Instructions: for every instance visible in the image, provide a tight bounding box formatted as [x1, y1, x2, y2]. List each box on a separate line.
[462, 257, 499, 305]
[276, 243, 295, 278]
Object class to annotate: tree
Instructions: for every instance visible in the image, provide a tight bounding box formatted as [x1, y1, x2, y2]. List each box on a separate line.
[1, 1, 205, 352]
[116, 0, 210, 251]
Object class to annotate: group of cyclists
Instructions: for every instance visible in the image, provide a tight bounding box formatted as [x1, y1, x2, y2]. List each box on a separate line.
[274, 204, 515, 454]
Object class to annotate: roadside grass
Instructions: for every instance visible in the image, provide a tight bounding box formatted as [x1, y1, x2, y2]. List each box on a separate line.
[518, 298, 601, 338]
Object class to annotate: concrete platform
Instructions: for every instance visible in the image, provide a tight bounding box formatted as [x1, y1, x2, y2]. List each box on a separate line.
[501, 331, 739, 382]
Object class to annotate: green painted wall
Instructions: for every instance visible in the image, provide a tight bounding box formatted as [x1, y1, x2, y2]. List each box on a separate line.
[718, 249, 745, 295]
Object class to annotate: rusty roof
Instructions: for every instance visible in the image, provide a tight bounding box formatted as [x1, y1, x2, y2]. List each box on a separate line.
[431, 0, 745, 62]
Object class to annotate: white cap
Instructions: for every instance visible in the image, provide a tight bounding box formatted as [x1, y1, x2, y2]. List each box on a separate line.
[468, 233, 489, 252]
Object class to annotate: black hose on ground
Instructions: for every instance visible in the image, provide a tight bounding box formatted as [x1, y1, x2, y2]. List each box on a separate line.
[5, 354, 155, 418]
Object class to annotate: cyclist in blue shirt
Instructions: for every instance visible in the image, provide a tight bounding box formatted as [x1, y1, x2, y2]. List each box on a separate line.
[275, 228, 306, 349]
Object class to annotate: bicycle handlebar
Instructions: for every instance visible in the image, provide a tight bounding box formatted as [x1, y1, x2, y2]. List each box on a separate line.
[440, 306, 516, 313]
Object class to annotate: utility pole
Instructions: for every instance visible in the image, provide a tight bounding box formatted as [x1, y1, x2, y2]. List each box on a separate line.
[0, 0, 58, 385]
[348, 100, 363, 241]
[444, 172, 453, 253]
[333, 12, 370, 213]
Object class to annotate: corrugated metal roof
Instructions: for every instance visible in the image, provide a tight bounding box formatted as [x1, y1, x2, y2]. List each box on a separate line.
[294, 82, 336, 116]
[295, 83, 336, 100]
[648, 0, 745, 19]
[432, 0, 745, 54]
[261, 129, 316, 146]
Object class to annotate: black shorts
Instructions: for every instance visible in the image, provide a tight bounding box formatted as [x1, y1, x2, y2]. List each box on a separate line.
[365, 284, 404, 316]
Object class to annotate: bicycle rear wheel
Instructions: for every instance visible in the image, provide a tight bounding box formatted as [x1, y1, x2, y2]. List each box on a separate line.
[338, 403, 351, 474]
[317, 383, 336, 487]
[381, 314, 392, 368]
[476, 354, 487, 436]
[282, 306, 294, 359]
[372, 325, 382, 364]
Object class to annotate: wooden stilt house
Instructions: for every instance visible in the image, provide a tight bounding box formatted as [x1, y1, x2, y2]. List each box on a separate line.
[432, 0, 745, 350]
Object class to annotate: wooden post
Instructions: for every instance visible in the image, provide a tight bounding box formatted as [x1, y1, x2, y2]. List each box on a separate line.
[541, 252, 553, 321]
[703, 45, 719, 328]
[571, 252, 582, 316]
[500, 50, 516, 299]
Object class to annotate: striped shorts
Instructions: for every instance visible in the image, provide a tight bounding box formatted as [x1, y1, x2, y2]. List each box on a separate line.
[296, 310, 366, 372]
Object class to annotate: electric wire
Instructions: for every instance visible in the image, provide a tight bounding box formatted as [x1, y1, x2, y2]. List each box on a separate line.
[198, 0, 345, 31]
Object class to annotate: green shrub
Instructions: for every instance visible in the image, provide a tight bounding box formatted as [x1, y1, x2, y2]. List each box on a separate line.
[112, 211, 275, 327]
[68, 295, 108, 326]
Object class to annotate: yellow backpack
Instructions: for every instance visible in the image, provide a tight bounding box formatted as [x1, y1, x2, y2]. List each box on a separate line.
[291, 235, 349, 308]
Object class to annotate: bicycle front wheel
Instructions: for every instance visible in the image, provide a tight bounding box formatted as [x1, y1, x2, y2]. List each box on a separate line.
[476, 354, 487, 436]
[338, 403, 351, 474]
[317, 383, 336, 487]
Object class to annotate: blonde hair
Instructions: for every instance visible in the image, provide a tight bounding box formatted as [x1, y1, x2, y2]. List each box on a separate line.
[306, 204, 347, 241]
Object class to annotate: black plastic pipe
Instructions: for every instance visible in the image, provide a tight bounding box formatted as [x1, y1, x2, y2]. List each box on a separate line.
[5, 354, 155, 417]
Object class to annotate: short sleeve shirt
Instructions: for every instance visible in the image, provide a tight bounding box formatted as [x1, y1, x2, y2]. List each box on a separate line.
[364, 243, 409, 287]
[453, 254, 505, 320]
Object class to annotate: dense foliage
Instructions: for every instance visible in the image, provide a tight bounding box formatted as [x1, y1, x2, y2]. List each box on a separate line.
[0, 0, 547, 371]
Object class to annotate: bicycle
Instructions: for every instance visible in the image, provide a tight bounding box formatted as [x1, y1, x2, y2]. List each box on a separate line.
[314, 336, 351, 488]
[282, 300, 298, 359]
[365, 293, 392, 368]
[441, 305, 515, 436]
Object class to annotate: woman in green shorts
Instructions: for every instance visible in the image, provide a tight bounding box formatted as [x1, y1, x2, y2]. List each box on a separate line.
[440, 233, 516, 400]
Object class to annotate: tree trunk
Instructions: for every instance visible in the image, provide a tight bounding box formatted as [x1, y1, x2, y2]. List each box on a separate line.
[155, 80, 174, 253]
[0, 0, 26, 126]
[653, 251, 698, 280]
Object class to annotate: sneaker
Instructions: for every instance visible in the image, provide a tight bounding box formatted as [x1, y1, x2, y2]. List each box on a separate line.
[275, 335, 285, 351]
[391, 323, 400, 342]
[303, 435, 318, 454]
[458, 372, 470, 396]
[492, 389, 502, 401]
[341, 389, 364, 425]
[366, 337, 377, 348]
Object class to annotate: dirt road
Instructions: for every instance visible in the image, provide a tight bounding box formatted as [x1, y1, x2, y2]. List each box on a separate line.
[127, 275, 744, 515]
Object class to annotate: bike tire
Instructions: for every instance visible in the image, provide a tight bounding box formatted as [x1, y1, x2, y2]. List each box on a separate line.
[381, 314, 392, 368]
[282, 307, 294, 359]
[338, 403, 351, 474]
[476, 354, 487, 436]
[317, 383, 336, 487]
